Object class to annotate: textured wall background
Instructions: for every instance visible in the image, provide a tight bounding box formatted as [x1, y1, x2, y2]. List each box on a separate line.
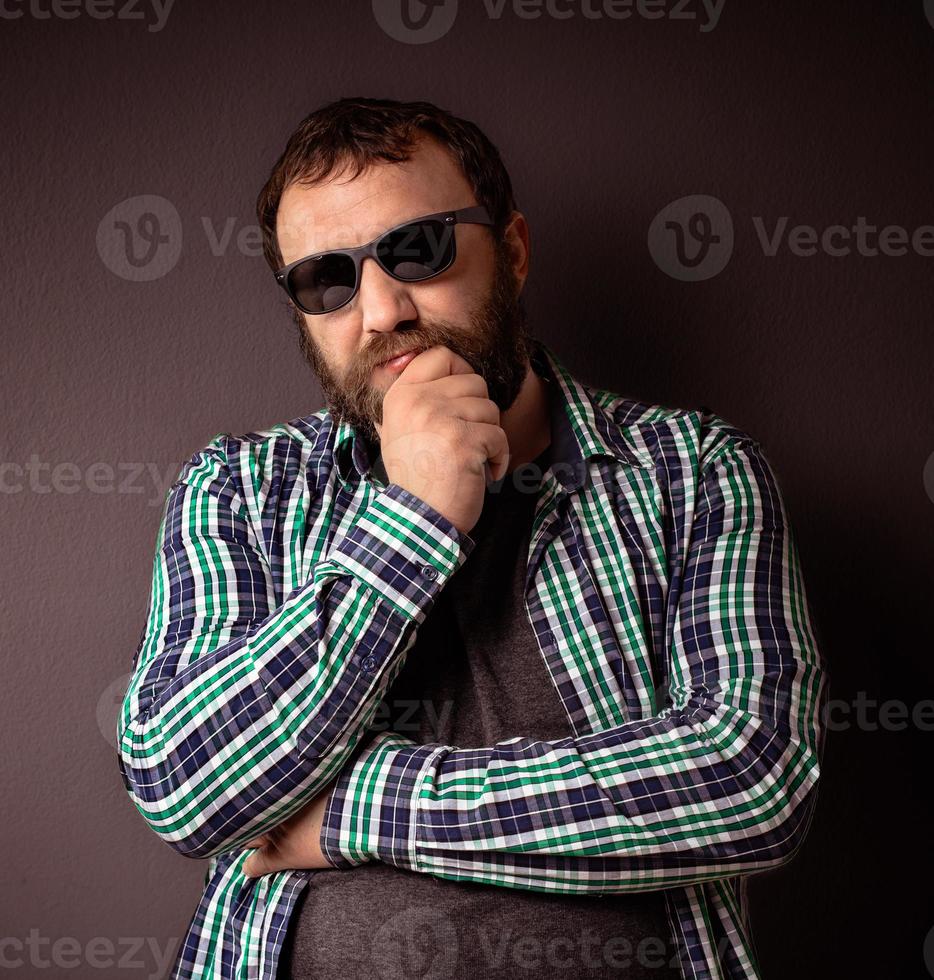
[1, 1, 932, 977]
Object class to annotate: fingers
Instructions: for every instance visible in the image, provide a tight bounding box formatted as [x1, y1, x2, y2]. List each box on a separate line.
[242, 849, 268, 878]
[243, 828, 281, 877]
[243, 837, 280, 878]
[424, 373, 490, 400]
[395, 345, 475, 384]
[447, 396, 500, 426]
[465, 421, 510, 483]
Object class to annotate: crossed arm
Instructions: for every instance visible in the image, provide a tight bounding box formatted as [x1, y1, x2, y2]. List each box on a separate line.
[118, 434, 827, 893]
[116, 436, 478, 859]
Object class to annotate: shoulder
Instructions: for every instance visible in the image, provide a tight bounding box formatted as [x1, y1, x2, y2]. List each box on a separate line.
[587, 383, 765, 475]
[169, 408, 336, 507]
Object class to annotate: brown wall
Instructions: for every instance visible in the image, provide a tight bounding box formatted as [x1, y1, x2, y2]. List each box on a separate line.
[2, 1, 932, 976]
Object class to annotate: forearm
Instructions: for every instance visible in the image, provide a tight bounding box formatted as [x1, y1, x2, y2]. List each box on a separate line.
[320, 695, 822, 891]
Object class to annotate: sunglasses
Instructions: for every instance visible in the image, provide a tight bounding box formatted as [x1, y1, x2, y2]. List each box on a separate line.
[275, 205, 494, 315]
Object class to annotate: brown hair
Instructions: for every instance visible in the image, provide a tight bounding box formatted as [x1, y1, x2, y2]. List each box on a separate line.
[256, 96, 518, 272]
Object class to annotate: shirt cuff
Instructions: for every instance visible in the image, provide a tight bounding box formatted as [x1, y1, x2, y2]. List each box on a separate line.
[319, 731, 443, 870]
[327, 482, 475, 622]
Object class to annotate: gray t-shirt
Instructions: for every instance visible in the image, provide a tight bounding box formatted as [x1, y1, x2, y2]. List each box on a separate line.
[277, 447, 681, 980]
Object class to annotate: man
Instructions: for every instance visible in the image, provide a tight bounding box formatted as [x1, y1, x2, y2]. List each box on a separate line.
[117, 97, 828, 980]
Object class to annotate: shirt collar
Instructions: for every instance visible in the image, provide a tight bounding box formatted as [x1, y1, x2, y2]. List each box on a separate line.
[330, 336, 650, 491]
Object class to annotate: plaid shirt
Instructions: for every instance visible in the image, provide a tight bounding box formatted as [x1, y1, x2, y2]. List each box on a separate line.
[117, 336, 828, 980]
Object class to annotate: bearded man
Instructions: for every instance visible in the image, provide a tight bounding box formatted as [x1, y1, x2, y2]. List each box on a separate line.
[117, 96, 826, 980]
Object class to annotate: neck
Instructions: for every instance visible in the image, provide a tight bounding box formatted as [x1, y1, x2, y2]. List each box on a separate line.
[499, 360, 551, 474]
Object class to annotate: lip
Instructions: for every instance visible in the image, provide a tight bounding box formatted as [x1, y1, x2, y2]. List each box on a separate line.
[376, 349, 419, 373]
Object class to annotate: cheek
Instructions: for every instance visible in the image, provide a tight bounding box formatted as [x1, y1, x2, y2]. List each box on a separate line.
[430, 241, 495, 311]
[308, 323, 349, 366]
[329, 327, 373, 383]
[412, 277, 479, 322]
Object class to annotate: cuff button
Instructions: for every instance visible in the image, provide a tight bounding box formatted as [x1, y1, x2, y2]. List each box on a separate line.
[420, 564, 439, 580]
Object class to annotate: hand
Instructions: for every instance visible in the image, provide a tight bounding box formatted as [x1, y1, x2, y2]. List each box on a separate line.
[242, 786, 333, 877]
[375, 345, 510, 538]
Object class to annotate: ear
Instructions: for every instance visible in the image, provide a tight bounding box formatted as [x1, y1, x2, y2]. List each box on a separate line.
[501, 210, 530, 291]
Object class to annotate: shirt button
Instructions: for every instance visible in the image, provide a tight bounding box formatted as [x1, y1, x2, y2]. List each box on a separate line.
[420, 564, 439, 581]
[361, 655, 378, 673]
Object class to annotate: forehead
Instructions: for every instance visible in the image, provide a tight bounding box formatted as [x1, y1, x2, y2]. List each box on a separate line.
[276, 136, 477, 262]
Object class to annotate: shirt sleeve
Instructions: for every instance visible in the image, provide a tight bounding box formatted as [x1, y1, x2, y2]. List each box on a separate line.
[319, 436, 829, 891]
[116, 436, 475, 860]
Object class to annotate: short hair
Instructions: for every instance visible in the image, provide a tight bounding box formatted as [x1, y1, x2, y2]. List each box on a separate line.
[256, 96, 517, 272]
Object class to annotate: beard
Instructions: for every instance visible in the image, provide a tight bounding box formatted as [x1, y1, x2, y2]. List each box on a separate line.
[291, 239, 532, 448]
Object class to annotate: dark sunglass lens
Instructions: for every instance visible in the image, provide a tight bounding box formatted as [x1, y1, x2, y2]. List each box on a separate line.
[378, 220, 454, 281]
[289, 253, 356, 313]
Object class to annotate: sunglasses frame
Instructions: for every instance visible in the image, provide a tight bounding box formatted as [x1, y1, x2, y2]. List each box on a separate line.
[275, 205, 494, 315]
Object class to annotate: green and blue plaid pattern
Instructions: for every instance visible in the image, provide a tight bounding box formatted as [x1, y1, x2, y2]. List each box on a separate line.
[117, 336, 827, 979]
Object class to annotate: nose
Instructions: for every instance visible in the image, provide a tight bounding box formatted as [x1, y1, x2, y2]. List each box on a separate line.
[356, 255, 418, 334]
